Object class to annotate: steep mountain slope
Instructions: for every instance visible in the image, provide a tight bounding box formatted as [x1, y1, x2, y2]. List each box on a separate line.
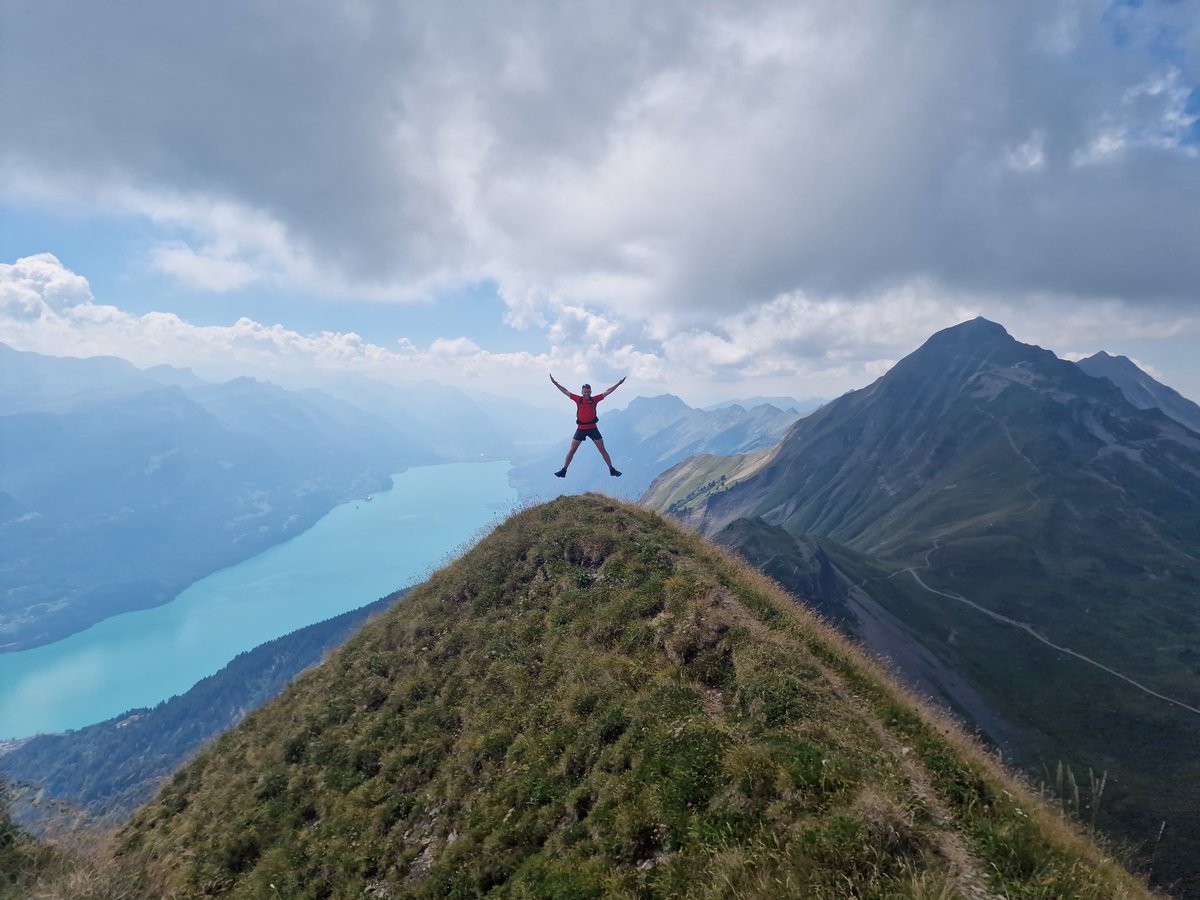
[509, 394, 799, 501]
[643, 318, 1200, 894]
[1077, 350, 1200, 435]
[111, 496, 1149, 899]
[1, 594, 399, 830]
[1, 785, 58, 897]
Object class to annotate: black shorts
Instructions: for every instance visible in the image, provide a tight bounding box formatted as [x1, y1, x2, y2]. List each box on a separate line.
[573, 427, 603, 442]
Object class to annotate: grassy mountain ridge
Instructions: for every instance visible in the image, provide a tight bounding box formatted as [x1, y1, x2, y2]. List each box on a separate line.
[710, 514, 1200, 894]
[650, 449, 780, 515]
[1, 595, 399, 833]
[1, 783, 58, 898]
[641, 318, 1200, 893]
[104, 495, 1149, 898]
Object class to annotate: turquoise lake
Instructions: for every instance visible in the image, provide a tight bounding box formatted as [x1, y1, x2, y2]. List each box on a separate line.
[0, 461, 516, 740]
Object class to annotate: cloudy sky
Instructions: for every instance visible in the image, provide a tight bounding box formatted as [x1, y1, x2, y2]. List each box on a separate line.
[2, 0, 1198, 406]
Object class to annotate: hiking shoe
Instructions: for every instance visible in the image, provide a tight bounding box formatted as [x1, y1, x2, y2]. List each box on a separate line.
[555, 468, 567, 478]
[609, 467, 622, 477]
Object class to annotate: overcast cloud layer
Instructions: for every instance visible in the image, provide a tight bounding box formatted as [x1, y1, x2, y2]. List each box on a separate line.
[2, 0, 1199, 400]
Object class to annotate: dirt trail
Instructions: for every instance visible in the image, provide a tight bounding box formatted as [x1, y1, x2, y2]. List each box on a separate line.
[923, 406, 1200, 717]
[820, 661, 1005, 900]
[710, 585, 1003, 900]
[898, 545, 1200, 718]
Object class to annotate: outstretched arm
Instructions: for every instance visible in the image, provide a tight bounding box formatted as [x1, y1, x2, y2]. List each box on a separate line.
[549, 373, 571, 397]
[603, 376, 627, 396]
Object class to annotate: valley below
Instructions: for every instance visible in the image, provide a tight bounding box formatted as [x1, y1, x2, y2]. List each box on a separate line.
[5, 323, 1200, 896]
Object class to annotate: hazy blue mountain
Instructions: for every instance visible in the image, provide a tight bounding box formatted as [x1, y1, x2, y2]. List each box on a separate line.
[1, 593, 400, 831]
[0, 342, 167, 414]
[475, 389, 563, 444]
[644, 318, 1200, 892]
[142, 363, 210, 390]
[509, 393, 800, 501]
[702, 395, 824, 415]
[302, 372, 533, 461]
[0, 347, 436, 651]
[1076, 350, 1200, 435]
[183, 377, 432, 477]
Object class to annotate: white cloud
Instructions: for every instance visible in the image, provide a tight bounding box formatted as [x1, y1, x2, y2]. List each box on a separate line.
[428, 337, 483, 357]
[149, 243, 262, 292]
[1126, 68, 1200, 154]
[0, 254, 94, 320]
[2, 0, 1198, 319]
[0, 255, 482, 384]
[1005, 296, 1200, 344]
[1072, 127, 1128, 167]
[4, 255, 1199, 406]
[658, 282, 981, 380]
[0, 255, 657, 399]
[1129, 356, 1169, 383]
[1072, 67, 1200, 168]
[2, 1, 1199, 405]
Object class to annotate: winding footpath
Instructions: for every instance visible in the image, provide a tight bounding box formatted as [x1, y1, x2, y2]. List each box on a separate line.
[895, 547, 1200, 717]
[852, 405, 1200, 718]
[895, 402, 1200, 717]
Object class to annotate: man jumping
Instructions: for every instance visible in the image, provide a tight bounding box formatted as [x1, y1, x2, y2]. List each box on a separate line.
[550, 373, 626, 478]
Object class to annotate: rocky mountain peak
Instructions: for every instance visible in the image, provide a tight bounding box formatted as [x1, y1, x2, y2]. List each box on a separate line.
[1078, 350, 1200, 433]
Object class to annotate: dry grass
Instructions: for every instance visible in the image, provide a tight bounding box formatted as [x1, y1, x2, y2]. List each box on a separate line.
[669, 511, 1159, 898]
[2, 825, 180, 900]
[10, 494, 1160, 898]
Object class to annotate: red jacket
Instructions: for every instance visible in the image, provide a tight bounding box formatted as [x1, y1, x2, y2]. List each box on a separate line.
[569, 391, 608, 429]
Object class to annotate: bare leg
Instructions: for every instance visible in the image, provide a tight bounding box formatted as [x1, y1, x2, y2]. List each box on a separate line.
[593, 438, 615, 468]
[560, 440, 582, 471]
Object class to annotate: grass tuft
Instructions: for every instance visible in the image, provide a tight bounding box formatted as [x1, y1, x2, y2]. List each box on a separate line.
[12, 495, 1159, 898]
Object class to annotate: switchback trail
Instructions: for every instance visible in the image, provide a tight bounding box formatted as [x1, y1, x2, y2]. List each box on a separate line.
[896, 546, 1200, 718]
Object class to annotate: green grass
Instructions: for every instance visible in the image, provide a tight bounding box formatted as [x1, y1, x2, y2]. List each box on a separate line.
[28, 495, 1156, 899]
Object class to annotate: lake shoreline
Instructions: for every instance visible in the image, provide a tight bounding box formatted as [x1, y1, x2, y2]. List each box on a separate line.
[1, 461, 515, 739]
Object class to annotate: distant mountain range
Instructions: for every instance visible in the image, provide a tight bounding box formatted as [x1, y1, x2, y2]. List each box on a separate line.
[60, 496, 1147, 899]
[509, 393, 803, 501]
[1, 340, 816, 650]
[702, 395, 825, 415]
[643, 318, 1200, 894]
[1, 345, 455, 651]
[2, 341, 614, 653]
[305, 371, 562, 461]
